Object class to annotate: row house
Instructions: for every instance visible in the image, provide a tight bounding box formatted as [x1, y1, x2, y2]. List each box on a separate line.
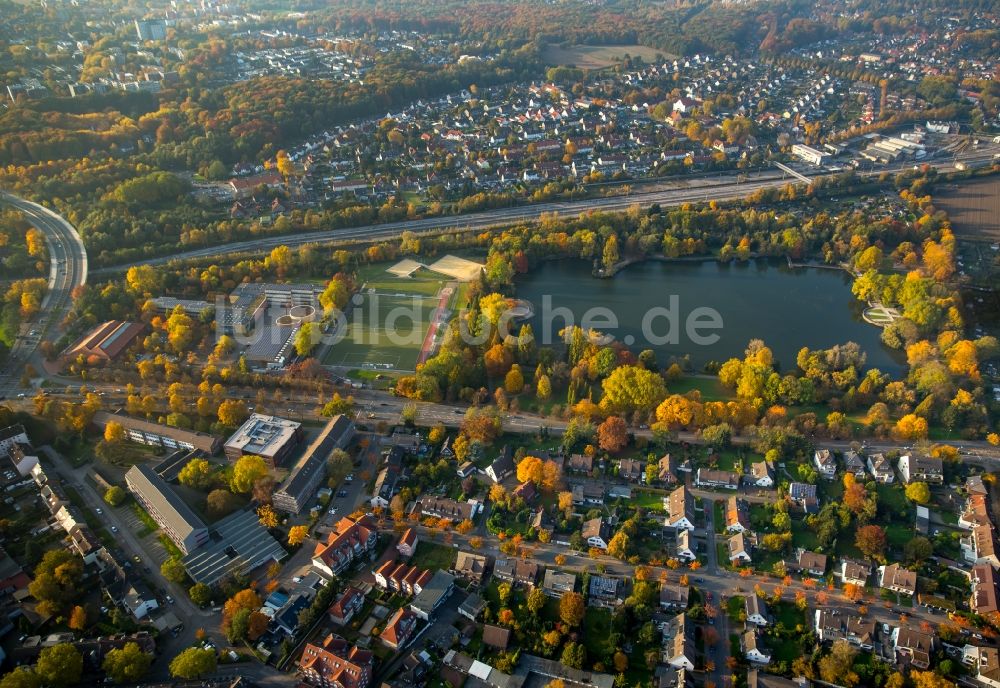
[493, 558, 538, 587]
[662, 613, 696, 671]
[299, 634, 373, 688]
[837, 560, 871, 587]
[788, 549, 827, 577]
[328, 587, 366, 626]
[962, 524, 1000, 568]
[373, 561, 433, 597]
[410, 496, 476, 523]
[666, 486, 696, 531]
[675, 529, 696, 562]
[878, 563, 917, 596]
[380, 608, 419, 651]
[726, 496, 752, 534]
[659, 583, 690, 611]
[971, 563, 1000, 616]
[891, 627, 936, 670]
[960, 493, 991, 530]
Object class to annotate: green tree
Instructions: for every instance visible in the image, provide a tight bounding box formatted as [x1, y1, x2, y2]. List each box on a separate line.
[189, 583, 213, 607]
[294, 322, 320, 357]
[321, 393, 354, 417]
[327, 448, 352, 485]
[0, 668, 40, 688]
[161, 557, 187, 584]
[35, 644, 83, 688]
[169, 648, 217, 679]
[103, 486, 126, 506]
[28, 550, 82, 617]
[102, 642, 153, 684]
[599, 365, 667, 414]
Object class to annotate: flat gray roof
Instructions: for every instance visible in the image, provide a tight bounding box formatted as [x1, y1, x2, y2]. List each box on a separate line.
[182, 509, 287, 586]
[125, 465, 206, 541]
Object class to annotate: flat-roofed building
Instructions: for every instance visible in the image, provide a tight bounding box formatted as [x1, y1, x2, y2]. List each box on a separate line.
[125, 465, 208, 554]
[94, 412, 222, 454]
[181, 509, 287, 586]
[224, 414, 302, 466]
[147, 297, 212, 317]
[273, 415, 355, 514]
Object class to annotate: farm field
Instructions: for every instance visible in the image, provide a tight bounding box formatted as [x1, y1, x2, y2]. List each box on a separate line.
[935, 176, 1000, 242]
[542, 43, 671, 69]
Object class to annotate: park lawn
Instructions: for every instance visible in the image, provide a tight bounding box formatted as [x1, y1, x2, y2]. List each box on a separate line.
[632, 489, 667, 512]
[713, 449, 741, 472]
[409, 541, 456, 571]
[669, 376, 731, 401]
[772, 601, 807, 629]
[791, 521, 820, 550]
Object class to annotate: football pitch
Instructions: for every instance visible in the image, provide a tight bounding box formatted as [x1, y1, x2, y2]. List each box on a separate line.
[323, 291, 440, 371]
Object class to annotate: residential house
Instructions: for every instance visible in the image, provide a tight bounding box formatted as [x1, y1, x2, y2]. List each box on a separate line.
[728, 532, 752, 564]
[971, 563, 1000, 616]
[666, 486, 696, 531]
[867, 454, 894, 483]
[397, 529, 418, 558]
[967, 475, 989, 497]
[878, 564, 917, 596]
[456, 461, 476, 478]
[743, 629, 771, 665]
[329, 587, 366, 626]
[897, 454, 944, 484]
[746, 594, 769, 626]
[485, 446, 514, 483]
[583, 517, 611, 550]
[312, 516, 379, 578]
[380, 608, 418, 650]
[452, 551, 488, 585]
[837, 560, 871, 587]
[370, 465, 401, 510]
[749, 460, 773, 488]
[695, 468, 739, 490]
[512, 481, 537, 503]
[299, 634, 373, 688]
[589, 576, 622, 607]
[542, 570, 576, 598]
[659, 583, 690, 611]
[482, 624, 511, 651]
[963, 524, 1000, 567]
[618, 459, 644, 482]
[663, 613, 696, 671]
[675, 529, 696, 562]
[726, 496, 751, 533]
[410, 570, 455, 620]
[842, 451, 867, 479]
[814, 609, 877, 650]
[891, 627, 936, 670]
[458, 593, 487, 621]
[790, 550, 827, 577]
[788, 482, 819, 513]
[410, 496, 476, 523]
[493, 558, 538, 587]
[974, 646, 1000, 688]
[123, 580, 159, 619]
[747, 671, 811, 688]
[658, 454, 679, 485]
[960, 493, 992, 530]
[813, 450, 837, 480]
[567, 454, 593, 474]
[571, 483, 605, 506]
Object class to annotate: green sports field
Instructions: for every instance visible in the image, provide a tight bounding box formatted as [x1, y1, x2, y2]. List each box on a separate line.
[323, 291, 440, 371]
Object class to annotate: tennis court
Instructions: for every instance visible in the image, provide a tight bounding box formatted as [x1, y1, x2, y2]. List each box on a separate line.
[323, 291, 440, 371]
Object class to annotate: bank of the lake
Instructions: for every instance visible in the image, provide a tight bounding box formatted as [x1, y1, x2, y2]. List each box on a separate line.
[515, 258, 906, 376]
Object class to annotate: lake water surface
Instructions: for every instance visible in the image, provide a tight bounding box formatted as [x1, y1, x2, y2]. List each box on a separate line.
[515, 259, 905, 376]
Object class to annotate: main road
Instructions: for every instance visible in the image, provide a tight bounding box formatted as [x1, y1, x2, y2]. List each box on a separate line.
[0, 193, 88, 399]
[94, 147, 1000, 273]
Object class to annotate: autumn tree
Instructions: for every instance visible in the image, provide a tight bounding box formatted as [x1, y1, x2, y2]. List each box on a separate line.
[67, 605, 87, 631]
[599, 365, 667, 413]
[103, 486, 126, 506]
[855, 525, 887, 561]
[597, 415, 629, 453]
[288, 525, 308, 546]
[559, 591, 585, 627]
[818, 640, 858, 687]
[103, 420, 126, 444]
[230, 455, 269, 494]
[35, 644, 83, 688]
[905, 481, 931, 505]
[217, 399, 249, 428]
[178, 458, 213, 490]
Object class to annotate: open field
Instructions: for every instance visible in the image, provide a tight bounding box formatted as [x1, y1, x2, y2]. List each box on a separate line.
[324, 292, 438, 371]
[936, 176, 1000, 242]
[542, 43, 670, 69]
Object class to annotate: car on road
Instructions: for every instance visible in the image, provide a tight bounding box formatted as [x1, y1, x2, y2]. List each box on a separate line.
[165, 595, 174, 605]
[95, 507, 102, 515]
[338, 490, 348, 498]
[344, 475, 353, 483]
[328, 508, 338, 515]
[110, 526, 118, 533]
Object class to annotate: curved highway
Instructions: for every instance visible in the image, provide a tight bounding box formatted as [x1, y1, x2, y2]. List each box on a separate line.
[0, 193, 88, 398]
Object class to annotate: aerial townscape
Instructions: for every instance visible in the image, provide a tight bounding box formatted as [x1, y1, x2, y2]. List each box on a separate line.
[1, 0, 1000, 687]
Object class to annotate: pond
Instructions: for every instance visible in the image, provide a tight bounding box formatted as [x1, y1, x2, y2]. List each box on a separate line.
[514, 259, 905, 376]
